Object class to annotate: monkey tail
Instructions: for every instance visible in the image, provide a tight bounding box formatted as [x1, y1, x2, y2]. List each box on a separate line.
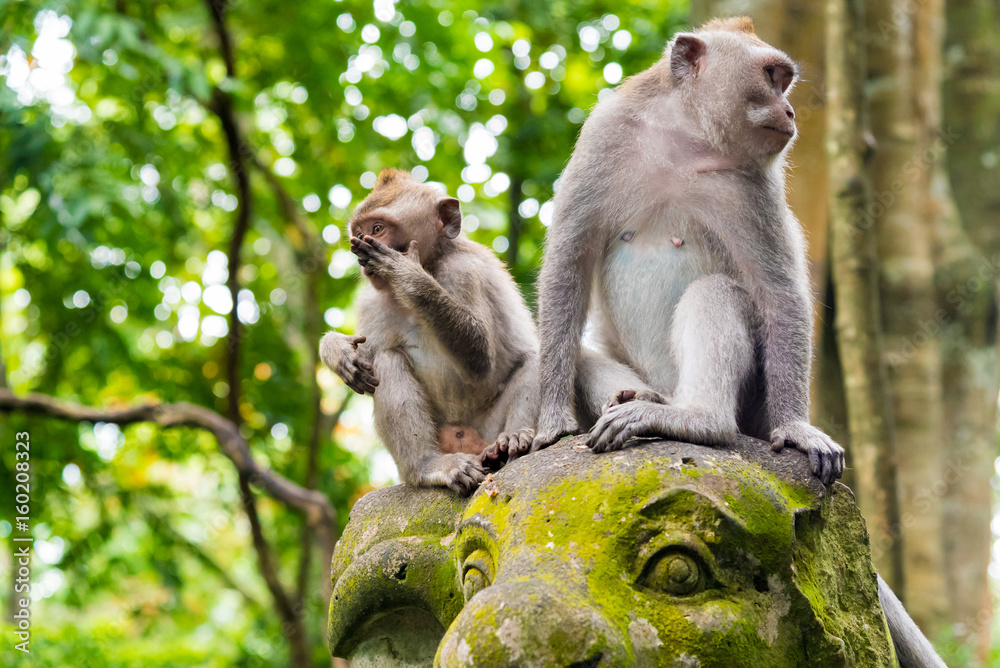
[877, 575, 948, 668]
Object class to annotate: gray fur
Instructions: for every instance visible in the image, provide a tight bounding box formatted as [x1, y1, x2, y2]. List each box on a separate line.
[878, 575, 948, 667]
[532, 23, 844, 486]
[321, 179, 539, 495]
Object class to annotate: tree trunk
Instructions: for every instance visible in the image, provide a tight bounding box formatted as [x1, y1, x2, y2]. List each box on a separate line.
[939, 0, 1000, 653]
[867, 0, 948, 634]
[825, 0, 902, 590]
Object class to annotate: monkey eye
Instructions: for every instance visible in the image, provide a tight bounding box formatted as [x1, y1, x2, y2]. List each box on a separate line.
[372, 224, 384, 235]
[765, 65, 794, 93]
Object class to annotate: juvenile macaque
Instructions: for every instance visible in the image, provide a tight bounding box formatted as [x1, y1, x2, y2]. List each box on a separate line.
[321, 169, 538, 494]
[532, 17, 845, 485]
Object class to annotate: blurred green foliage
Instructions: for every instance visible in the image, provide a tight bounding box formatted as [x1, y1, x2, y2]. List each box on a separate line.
[0, 0, 686, 664]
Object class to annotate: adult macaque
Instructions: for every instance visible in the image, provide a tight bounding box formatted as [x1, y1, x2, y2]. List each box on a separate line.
[532, 17, 844, 485]
[320, 169, 538, 494]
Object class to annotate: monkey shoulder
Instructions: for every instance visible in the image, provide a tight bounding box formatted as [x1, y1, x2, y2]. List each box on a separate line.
[432, 239, 501, 294]
[438, 239, 535, 344]
[575, 100, 638, 156]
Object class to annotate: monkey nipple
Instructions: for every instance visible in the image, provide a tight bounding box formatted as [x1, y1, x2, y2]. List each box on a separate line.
[671, 237, 684, 248]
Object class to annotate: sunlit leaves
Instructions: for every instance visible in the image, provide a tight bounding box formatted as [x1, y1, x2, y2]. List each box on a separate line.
[0, 0, 686, 659]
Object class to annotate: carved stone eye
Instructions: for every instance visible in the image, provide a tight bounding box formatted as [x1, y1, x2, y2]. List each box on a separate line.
[463, 567, 490, 601]
[460, 548, 493, 601]
[640, 550, 704, 596]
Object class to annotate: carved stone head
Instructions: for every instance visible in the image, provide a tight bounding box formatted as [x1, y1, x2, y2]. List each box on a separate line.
[328, 438, 896, 667]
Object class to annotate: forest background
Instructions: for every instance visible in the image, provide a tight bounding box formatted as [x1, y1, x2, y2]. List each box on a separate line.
[1, 0, 999, 665]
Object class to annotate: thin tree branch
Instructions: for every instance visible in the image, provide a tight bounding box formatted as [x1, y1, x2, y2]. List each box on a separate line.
[201, 2, 312, 663]
[205, 0, 236, 78]
[506, 174, 524, 269]
[0, 390, 335, 527]
[206, 85, 253, 428]
[296, 393, 350, 601]
[237, 474, 301, 622]
[250, 153, 338, 608]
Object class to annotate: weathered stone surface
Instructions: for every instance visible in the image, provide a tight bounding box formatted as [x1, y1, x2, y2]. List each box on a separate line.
[329, 436, 899, 667]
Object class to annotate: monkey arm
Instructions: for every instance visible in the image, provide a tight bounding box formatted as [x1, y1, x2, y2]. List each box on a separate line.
[711, 208, 814, 429]
[499, 351, 541, 435]
[319, 332, 378, 395]
[353, 236, 495, 380]
[758, 283, 814, 424]
[533, 198, 603, 448]
[733, 241, 843, 482]
[759, 285, 844, 483]
[480, 351, 541, 467]
[531, 110, 629, 451]
[391, 261, 495, 381]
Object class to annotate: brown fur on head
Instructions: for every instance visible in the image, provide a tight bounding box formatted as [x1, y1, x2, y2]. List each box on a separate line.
[348, 169, 463, 288]
[701, 15, 755, 32]
[697, 17, 770, 48]
[352, 168, 411, 218]
[699, 16, 756, 35]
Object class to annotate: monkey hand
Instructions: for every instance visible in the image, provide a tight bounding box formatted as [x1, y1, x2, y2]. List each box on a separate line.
[350, 235, 416, 284]
[482, 429, 535, 470]
[531, 405, 579, 452]
[770, 421, 845, 485]
[402, 240, 421, 265]
[603, 388, 669, 413]
[319, 332, 378, 395]
[429, 453, 486, 496]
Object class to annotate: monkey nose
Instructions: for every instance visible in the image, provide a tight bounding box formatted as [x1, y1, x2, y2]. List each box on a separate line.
[784, 104, 795, 120]
[436, 584, 628, 667]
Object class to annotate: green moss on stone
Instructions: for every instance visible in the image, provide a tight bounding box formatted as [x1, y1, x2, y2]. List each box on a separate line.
[330, 438, 899, 667]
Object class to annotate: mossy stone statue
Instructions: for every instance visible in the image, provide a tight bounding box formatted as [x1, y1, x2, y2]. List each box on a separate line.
[328, 436, 898, 667]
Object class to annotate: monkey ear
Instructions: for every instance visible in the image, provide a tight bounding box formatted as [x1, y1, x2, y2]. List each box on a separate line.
[436, 198, 462, 239]
[670, 34, 707, 80]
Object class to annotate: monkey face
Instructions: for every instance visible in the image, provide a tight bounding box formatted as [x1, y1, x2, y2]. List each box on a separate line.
[672, 30, 799, 159]
[347, 170, 464, 285]
[350, 217, 409, 254]
[745, 60, 797, 154]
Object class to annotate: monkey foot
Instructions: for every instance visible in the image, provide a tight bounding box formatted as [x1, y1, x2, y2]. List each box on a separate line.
[431, 453, 487, 496]
[530, 407, 579, 453]
[482, 429, 534, 470]
[586, 401, 736, 453]
[770, 421, 844, 485]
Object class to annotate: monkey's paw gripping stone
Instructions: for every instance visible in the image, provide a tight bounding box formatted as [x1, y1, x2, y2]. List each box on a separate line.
[328, 436, 899, 668]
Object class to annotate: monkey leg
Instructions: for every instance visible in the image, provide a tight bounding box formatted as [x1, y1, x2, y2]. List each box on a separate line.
[587, 275, 755, 453]
[480, 354, 540, 468]
[373, 351, 486, 495]
[575, 347, 661, 429]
